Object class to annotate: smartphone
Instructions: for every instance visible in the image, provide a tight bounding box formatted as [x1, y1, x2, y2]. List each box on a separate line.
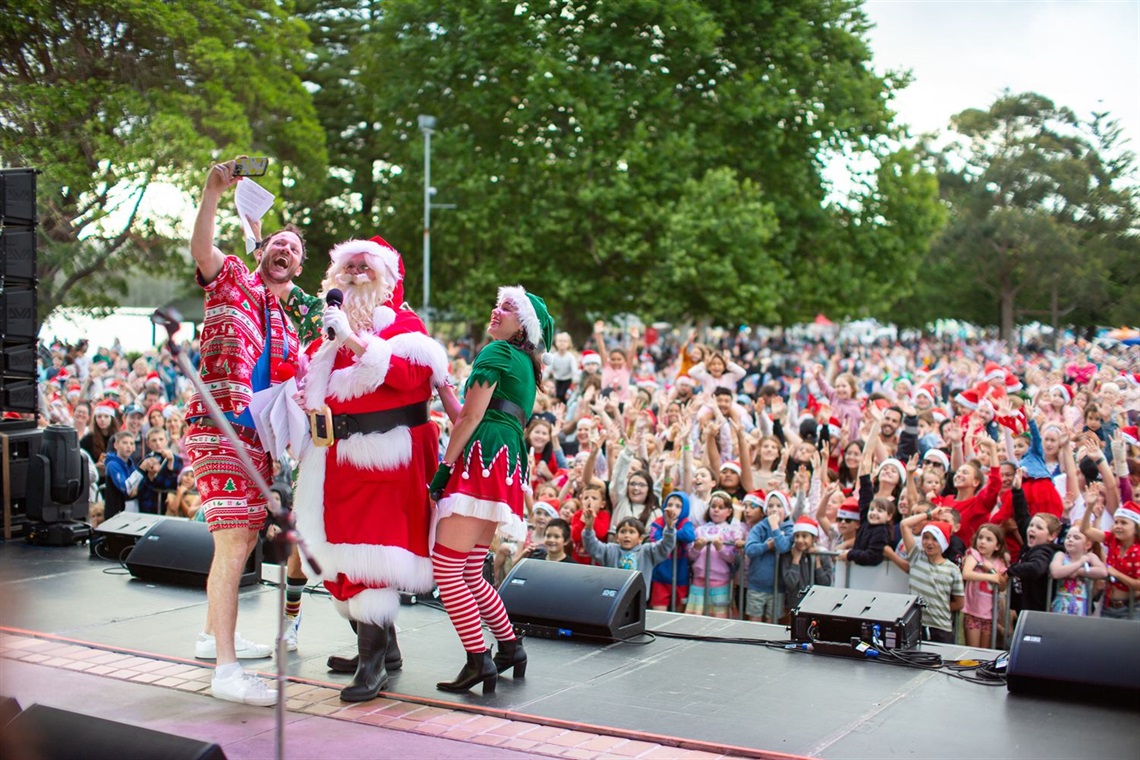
[233, 156, 269, 177]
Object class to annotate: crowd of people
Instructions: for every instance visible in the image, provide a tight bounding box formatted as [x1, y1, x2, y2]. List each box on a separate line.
[26, 162, 1140, 707]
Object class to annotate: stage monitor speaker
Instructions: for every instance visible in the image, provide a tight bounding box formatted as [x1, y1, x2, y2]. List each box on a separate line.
[125, 518, 261, 587]
[1007, 610, 1140, 702]
[0, 703, 226, 760]
[499, 559, 645, 641]
[93, 512, 167, 560]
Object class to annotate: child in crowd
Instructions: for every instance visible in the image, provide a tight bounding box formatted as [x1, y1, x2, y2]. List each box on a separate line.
[961, 523, 1008, 647]
[686, 491, 742, 617]
[781, 516, 833, 604]
[840, 497, 895, 567]
[539, 519, 575, 563]
[744, 491, 794, 622]
[1079, 502, 1140, 620]
[496, 499, 557, 582]
[648, 491, 697, 610]
[548, 332, 578, 403]
[581, 506, 679, 597]
[898, 514, 964, 643]
[1050, 526, 1107, 616]
[571, 483, 612, 565]
[1005, 512, 1062, 613]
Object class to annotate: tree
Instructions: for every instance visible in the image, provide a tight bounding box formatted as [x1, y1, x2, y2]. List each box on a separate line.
[296, 0, 940, 338]
[0, 0, 327, 318]
[912, 92, 1139, 340]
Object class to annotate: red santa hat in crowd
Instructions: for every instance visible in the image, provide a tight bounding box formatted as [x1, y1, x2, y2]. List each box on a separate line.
[1120, 426, 1139, 447]
[65, 382, 81, 400]
[742, 491, 766, 510]
[914, 383, 939, 405]
[981, 361, 1005, 383]
[674, 374, 695, 388]
[1115, 502, 1140, 526]
[532, 500, 560, 519]
[930, 407, 949, 423]
[921, 521, 952, 553]
[144, 371, 162, 388]
[580, 350, 602, 369]
[923, 449, 951, 470]
[827, 416, 842, 440]
[92, 401, 118, 418]
[876, 457, 907, 486]
[1004, 372, 1023, 394]
[837, 497, 861, 521]
[953, 387, 981, 411]
[720, 460, 743, 476]
[103, 380, 122, 397]
[1050, 383, 1074, 405]
[636, 378, 658, 395]
[793, 515, 820, 537]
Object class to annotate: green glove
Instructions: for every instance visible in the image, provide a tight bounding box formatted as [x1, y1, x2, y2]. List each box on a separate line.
[429, 462, 453, 501]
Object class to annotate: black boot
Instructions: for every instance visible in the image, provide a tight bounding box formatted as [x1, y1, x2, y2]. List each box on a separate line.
[339, 622, 389, 702]
[329, 621, 403, 672]
[492, 637, 527, 677]
[436, 650, 497, 694]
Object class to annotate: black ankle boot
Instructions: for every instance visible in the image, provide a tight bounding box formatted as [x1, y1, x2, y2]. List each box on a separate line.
[340, 622, 390, 702]
[493, 638, 527, 677]
[436, 650, 496, 694]
[329, 621, 403, 673]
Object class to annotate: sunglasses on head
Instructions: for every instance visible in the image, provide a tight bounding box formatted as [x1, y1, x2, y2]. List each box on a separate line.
[837, 518, 859, 524]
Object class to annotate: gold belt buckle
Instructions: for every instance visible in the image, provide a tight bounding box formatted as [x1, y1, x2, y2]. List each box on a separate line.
[309, 406, 335, 447]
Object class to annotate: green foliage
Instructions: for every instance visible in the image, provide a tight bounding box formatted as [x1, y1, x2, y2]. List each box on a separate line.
[910, 91, 1139, 338]
[0, 0, 327, 318]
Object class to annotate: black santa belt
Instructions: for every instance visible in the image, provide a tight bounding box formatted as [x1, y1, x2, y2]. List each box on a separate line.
[488, 397, 527, 427]
[310, 401, 430, 446]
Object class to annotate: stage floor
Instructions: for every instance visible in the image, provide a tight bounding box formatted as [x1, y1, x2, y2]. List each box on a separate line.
[1, 539, 1136, 759]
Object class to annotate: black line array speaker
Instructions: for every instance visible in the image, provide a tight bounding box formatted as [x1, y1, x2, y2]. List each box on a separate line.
[1, 167, 40, 415]
[0, 703, 226, 760]
[125, 517, 262, 587]
[1007, 611, 1140, 702]
[499, 559, 645, 641]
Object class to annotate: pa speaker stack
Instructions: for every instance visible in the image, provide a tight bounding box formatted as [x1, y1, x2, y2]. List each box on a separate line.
[0, 167, 40, 416]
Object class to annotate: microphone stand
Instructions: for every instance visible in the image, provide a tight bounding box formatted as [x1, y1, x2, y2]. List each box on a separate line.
[153, 308, 321, 760]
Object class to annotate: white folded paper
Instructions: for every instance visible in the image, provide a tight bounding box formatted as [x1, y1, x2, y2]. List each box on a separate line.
[235, 178, 276, 253]
[246, 378, 308, 461]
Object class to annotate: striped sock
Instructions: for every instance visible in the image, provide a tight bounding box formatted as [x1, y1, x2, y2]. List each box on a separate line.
[432, 544, 487, 653]
[465, 545, 516, 642]
[285, 576, 305, 618]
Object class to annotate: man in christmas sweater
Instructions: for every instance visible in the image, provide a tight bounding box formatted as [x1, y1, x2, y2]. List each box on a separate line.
[294, 237, 448, 702]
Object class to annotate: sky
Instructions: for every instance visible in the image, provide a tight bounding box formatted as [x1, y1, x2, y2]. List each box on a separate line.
[863, 0, 1140, 150]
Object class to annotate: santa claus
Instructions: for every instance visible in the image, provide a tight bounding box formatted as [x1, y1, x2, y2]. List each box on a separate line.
[293, 236, 448, 702]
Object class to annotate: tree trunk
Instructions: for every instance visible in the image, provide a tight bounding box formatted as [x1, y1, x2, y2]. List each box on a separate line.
[999, 276, 1016, 345]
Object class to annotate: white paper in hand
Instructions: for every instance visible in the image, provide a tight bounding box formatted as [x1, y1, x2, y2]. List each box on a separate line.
[247, 378, 303, 460]
[235, 178, 276, 253]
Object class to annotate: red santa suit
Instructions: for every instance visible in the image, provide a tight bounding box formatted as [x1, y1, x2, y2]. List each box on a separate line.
[293, 240, 448, 626]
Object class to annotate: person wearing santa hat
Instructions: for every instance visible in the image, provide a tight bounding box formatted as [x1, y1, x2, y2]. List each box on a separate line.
[292, 237, 448, 702]
[898, 512, 964, 643]
[184, 158, 305, 708]
[1079, 502, 1140, 620]
[744, 491, 794, 622]
[782, 516, 833, 604]
[428, 285, 556, 694]
[80, 401, 120, 485]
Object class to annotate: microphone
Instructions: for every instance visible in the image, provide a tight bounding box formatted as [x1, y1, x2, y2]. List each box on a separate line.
[325, 288, 343, 341]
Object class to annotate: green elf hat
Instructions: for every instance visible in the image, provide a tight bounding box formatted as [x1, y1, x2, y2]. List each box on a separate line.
[497, 285, 556, 364]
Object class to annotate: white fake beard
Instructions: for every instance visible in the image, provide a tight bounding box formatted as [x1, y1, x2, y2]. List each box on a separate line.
[341, 279, 389, 334]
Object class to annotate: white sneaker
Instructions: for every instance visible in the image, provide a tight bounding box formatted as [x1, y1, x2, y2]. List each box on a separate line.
[281, 613, 301, 652]
[211, 669, 278, 707]
[195, 632, 273, 660]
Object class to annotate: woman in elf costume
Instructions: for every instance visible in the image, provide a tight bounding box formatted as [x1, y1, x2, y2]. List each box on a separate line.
[429, 285, 555, 694]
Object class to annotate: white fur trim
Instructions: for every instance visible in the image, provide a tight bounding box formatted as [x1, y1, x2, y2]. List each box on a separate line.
[332, 588, 402, 625]
[387, 332, 449, 387]
[294, 445, 435, 591]
[435, 493, 528, 542]
[336, 428, 413, 470]
[328, 334, 391, 401]
[329, 239, 400, 285]
[497, 285, 541, 347]
[372, 306, 396, 332]
[301, 339, 339, 409]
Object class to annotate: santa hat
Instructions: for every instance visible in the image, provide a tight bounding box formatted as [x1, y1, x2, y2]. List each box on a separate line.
[675, 374, 695, 387]
[766, 490, 792, 515]
[742, 491, 766, 510]
[953, 387, 980, 411]
[636, 379, 658, 395]
[982, 361, 1005, 383]
[103, 380, 121, 397]
[575, 417, 594, 430]
[144, 371, 162, 388]
[640, 409, 657, 429]
[498, 286, 556, 360]
[580, 350, 602, 369]
[1121, 372, 1140, 388]
[329, 237, 401, 290]
[65, 382, 81, 399]
[876, 458, 907, 485]
[1114, 502, 1140, 526]
[1004, 372, 1023, 393]
[914, 383, 939, 405]
[827, 416, 842, 440]
[532, 500, 560, 519]
[145, 403, 165, 419]
[793, 515, 819, 537]
[837, 497, 861, 521]
[921, 521, 952, 553]
[1050, 383, 1074, 405]
[720, 460, 742, 475]
[923, 449, 950, 470]
[92, 402, 117, 418]
[1120, 426, 1139, 447]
